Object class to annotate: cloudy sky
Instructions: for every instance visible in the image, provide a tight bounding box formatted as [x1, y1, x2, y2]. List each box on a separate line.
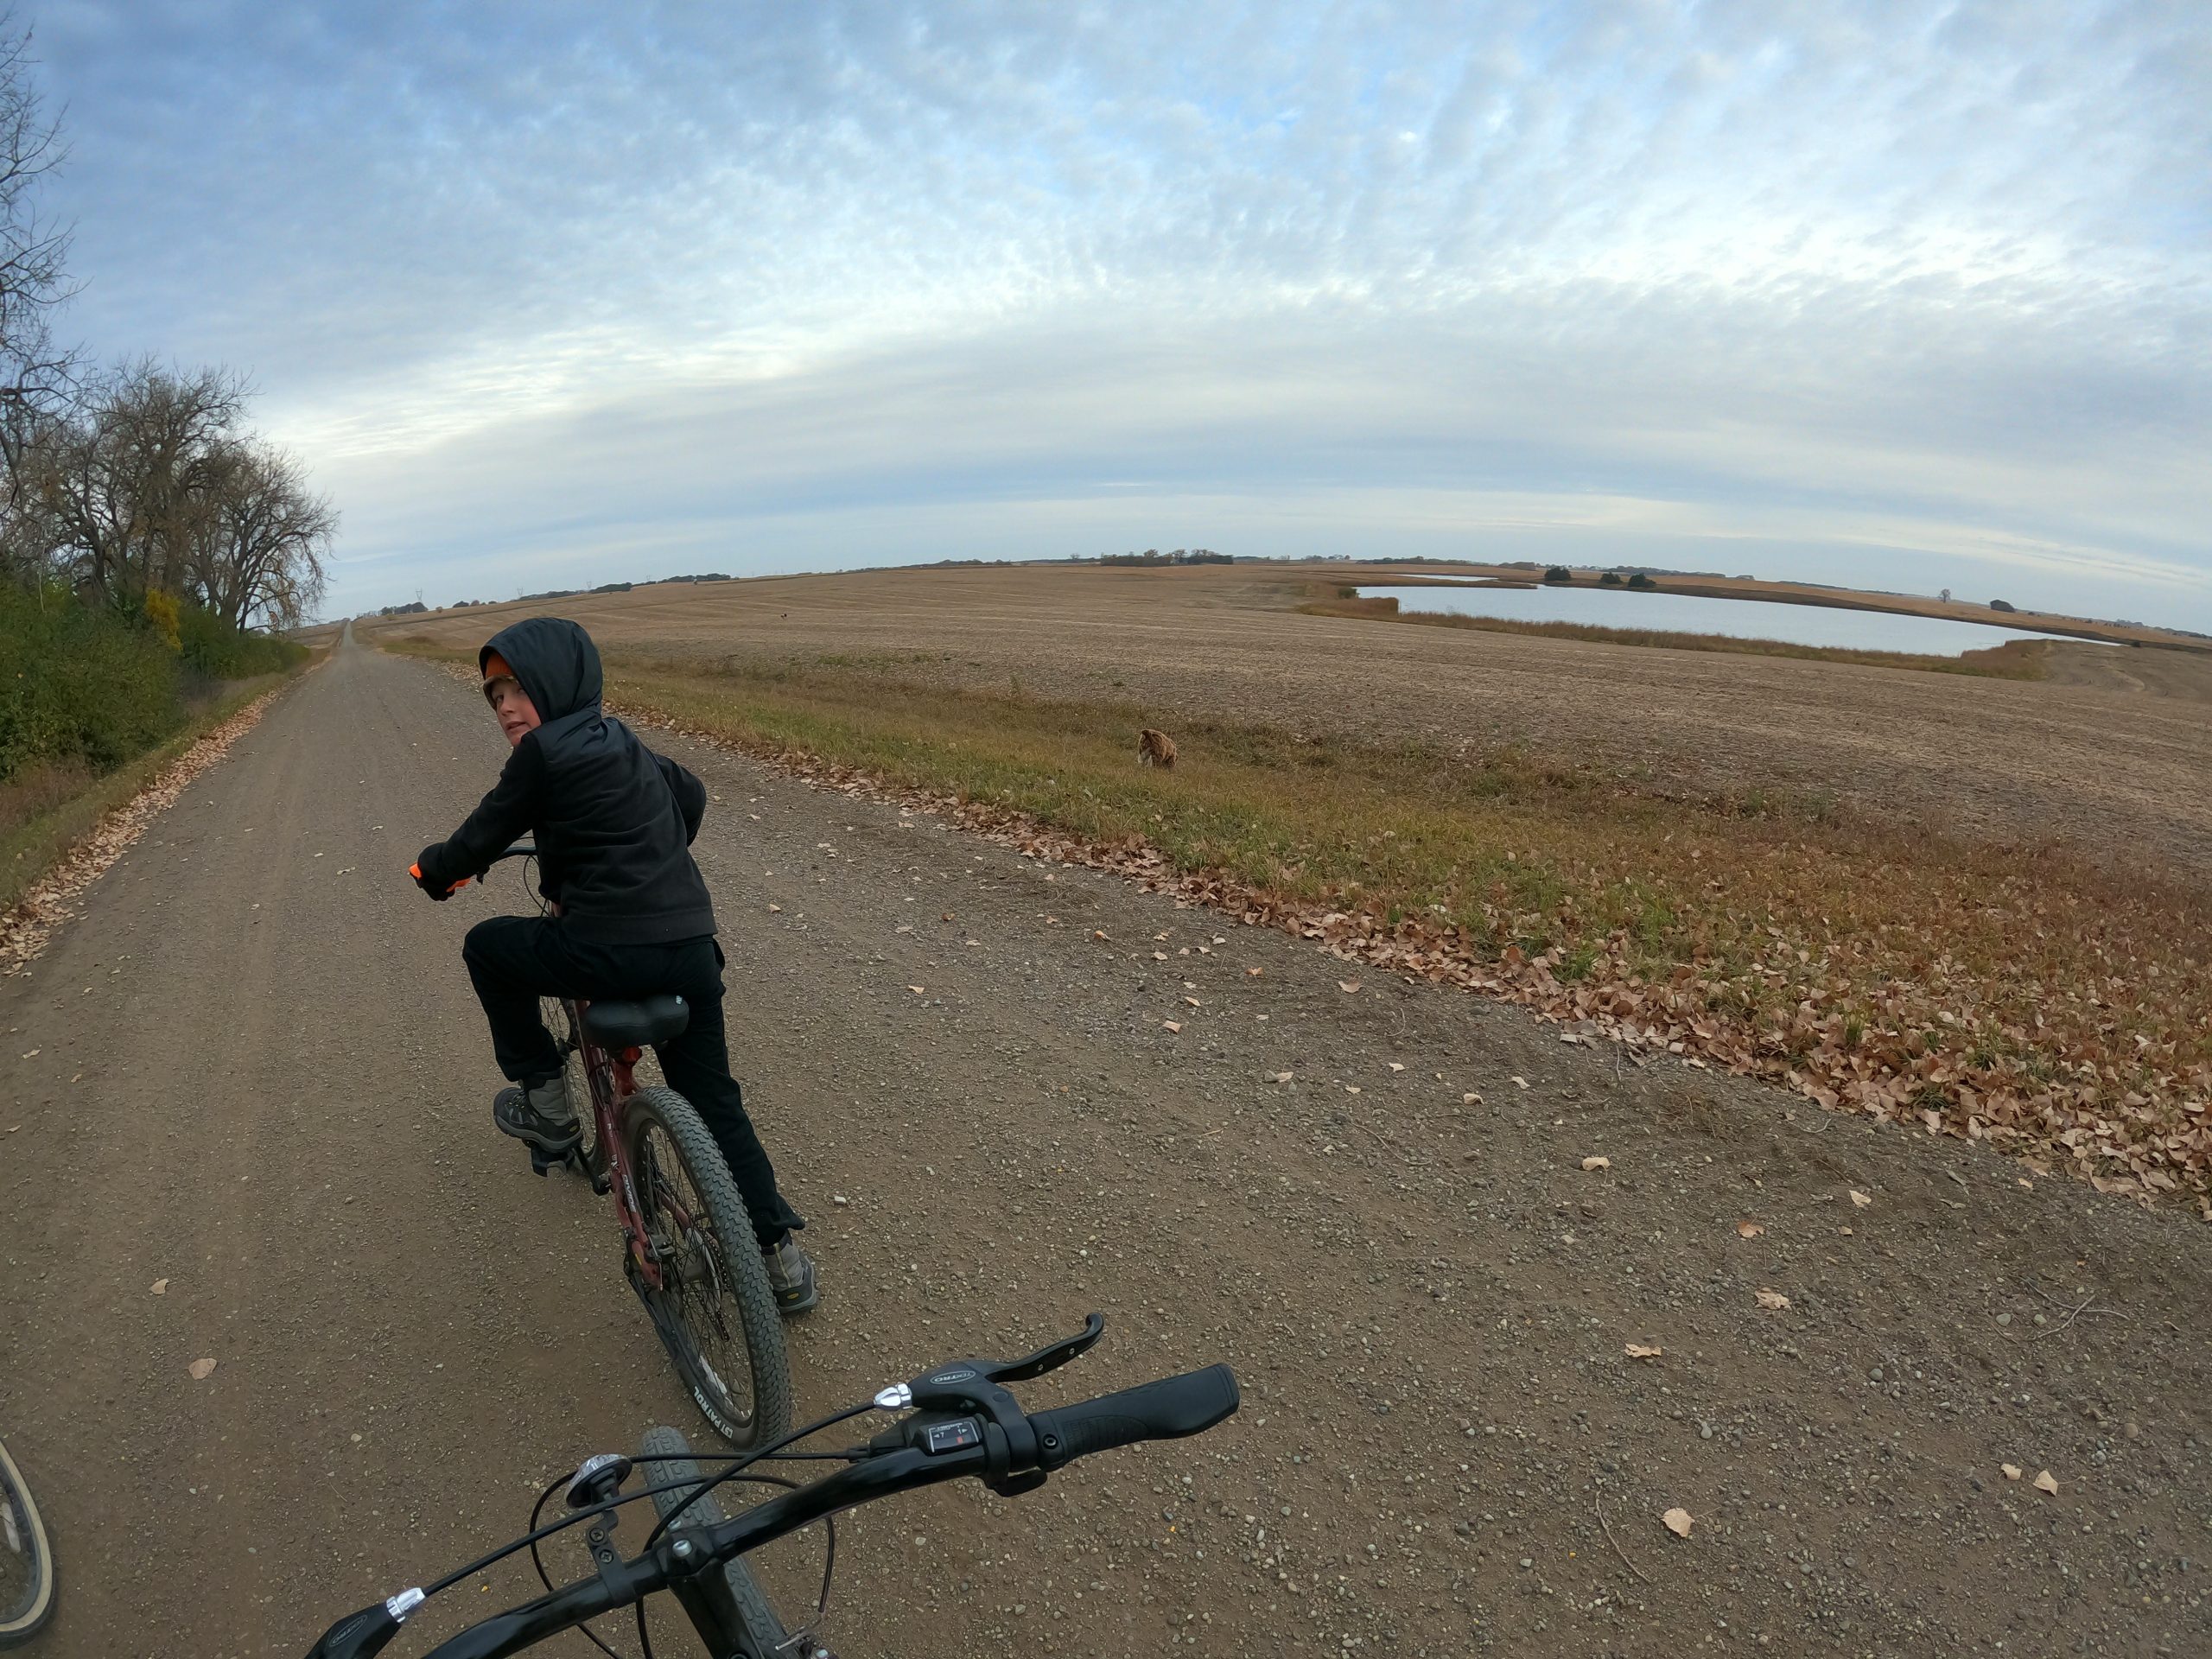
[30, 1, 2212, 623]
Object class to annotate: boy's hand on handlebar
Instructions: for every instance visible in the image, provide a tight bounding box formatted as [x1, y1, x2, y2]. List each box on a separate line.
[410, 848, 469, 900]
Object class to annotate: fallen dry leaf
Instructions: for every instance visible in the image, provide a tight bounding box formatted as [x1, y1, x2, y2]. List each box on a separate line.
[907, 985, 925, 994]
[1849, 1189, 1872, 1209]
[1755, 1287, 1791, 1310]
[150, 1278, 168, 1294]
[2001, 1463, 2023, 1480]
[1344, 1084, 1362, 1094]
[1184, 996, 1201, 1007]
[1246, 966, 1262, 976]
[1624, 1343, 1662, 1360]
[1162, 1020, 1182, 1033]
[1580, 1155, 1611, 1172]
[1510, 1075, 1529, 1089]
[1736, 1220, 1765, 1238]
[766, 903, 782, 913]
[2033, 1470, 2059, 1495]
[1338, 980, 1361, 994]
[1272, 1071, 1294, 1083]
[188, 1357, 217, 1380]
[1388, 1062, 1405, 1072]
[1662, 1507, 1694, 1538]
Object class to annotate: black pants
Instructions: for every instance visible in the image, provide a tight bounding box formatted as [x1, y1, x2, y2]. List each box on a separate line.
[461, 917, 804, 1249]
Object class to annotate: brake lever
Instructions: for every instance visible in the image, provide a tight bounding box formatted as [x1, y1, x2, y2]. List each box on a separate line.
[980, 1313, 1106, 1384]
[874, 1315, 1104, 1413]
[868, 1316, 1103, 1497]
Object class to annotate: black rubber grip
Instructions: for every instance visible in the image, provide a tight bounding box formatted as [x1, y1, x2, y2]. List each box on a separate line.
[1030, 1364, 1240, 1471]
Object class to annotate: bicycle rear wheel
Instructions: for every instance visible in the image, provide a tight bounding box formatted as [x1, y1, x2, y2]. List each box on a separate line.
[626, 1087, 792, 1450]
[638, 1426, 793, 1658]
[0, 1439, 54, 1649]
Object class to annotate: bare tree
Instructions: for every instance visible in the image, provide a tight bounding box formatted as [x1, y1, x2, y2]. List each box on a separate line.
[31, 359, 245, 605]
[0, 12, 77, 591]
[189, 437, 334, 629]
[0, 24, 336, 627]
[21, 361, 333, 626]
[0, 15, 72, 400]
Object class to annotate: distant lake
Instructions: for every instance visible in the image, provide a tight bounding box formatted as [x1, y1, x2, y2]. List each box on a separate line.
[1358, 585, 2084, 657]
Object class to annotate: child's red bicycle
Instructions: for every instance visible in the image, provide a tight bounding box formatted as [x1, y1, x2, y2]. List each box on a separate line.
[411, 844, 791, 1451]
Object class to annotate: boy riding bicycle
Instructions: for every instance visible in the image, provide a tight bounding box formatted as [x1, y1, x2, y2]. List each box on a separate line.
[411, 616, 817, 1313]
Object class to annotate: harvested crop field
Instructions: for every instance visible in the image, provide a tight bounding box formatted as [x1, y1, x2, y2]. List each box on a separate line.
[374, 563, 2212, 874]
[370, 567, 2212, 1212]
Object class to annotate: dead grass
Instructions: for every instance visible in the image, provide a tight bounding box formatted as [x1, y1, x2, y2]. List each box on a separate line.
[1298, 589, 2049, 679]
[390, 632, 2212, 1208]
[0, 760, 98, 841]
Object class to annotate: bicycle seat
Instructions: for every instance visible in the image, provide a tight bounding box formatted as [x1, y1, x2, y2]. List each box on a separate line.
[582, 995, 690, 1048]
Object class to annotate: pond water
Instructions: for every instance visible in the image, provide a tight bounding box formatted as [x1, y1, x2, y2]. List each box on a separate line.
[1358, 584, 2080, 657]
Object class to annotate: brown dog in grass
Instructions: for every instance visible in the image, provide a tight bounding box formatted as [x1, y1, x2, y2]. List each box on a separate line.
[1138, 728, 1177, 769]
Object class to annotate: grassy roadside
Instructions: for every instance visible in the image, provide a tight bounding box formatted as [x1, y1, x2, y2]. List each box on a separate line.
[0, 665, 305, 914]
[386, 636, 2210, 1206]
[1297, 590, 2050, 679]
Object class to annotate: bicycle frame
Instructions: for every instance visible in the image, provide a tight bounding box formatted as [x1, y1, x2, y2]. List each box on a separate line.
[560, 998, 672, 1294]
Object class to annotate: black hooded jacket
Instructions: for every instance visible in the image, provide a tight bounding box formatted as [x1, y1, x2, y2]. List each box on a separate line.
[416, 617, 716, 944]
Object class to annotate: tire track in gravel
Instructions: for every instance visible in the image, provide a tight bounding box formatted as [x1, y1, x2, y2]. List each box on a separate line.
[1, 632, 2206, 1658]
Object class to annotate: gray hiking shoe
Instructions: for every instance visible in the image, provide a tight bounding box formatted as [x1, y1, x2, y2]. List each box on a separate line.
[493, 1073, 582, 1154]
[763, 1235, 819, 1315]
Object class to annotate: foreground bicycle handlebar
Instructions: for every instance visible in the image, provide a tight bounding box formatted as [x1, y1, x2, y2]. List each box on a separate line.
[305, 1317, 1238, 1658]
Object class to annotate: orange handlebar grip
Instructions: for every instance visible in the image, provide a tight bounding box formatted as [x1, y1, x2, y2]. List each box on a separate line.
[410, 861, 469, 893]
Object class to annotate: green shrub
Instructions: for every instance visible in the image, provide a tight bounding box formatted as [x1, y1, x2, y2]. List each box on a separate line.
[0, 588, 304, 788]
[0, 583, 181, 781]
[177, 604, 308, 678]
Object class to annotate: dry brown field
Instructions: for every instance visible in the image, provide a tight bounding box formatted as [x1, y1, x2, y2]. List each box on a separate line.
[368, 561, 2212, 874]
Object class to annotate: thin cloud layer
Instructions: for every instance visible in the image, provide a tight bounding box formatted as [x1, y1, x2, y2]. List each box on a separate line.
[35, 1, 2211, 620]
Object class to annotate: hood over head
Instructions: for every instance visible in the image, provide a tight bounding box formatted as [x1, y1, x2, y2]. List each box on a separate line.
[479, 618, 602, 722]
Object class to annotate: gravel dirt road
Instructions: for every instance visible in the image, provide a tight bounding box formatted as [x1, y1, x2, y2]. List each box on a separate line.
[3, 633, 2207, 1658]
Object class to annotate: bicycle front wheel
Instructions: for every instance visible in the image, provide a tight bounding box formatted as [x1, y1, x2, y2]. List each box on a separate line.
[0, 1439, 54, 1649]
[639, 1426, 793, 1658]
[626, 1087, 792, 1450]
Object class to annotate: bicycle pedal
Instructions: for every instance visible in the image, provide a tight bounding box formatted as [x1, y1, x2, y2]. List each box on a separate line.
[528, 1148, 556, 1177]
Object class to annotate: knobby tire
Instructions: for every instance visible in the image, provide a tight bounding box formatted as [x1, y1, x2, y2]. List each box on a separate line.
[638, 1426, 793, 1658]
[625, 1086, 792, 1450]
[0, 1439, 54, 1649]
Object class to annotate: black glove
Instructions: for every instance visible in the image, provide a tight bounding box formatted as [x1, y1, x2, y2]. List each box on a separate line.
[412, 843, 465, 900]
